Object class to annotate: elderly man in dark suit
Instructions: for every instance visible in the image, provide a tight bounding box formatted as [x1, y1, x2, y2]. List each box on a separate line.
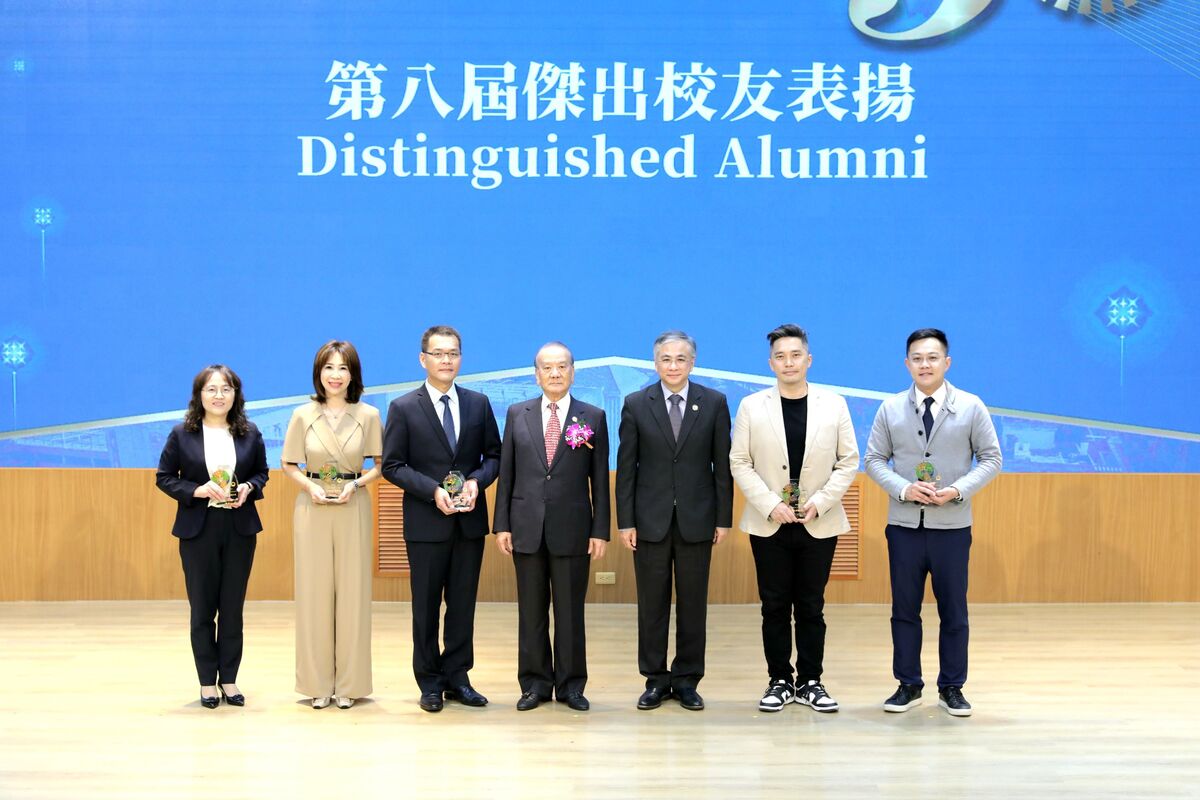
[493, 342, 610, 711]
[382, 325, 501, 713]
[615, 330, 732, 711]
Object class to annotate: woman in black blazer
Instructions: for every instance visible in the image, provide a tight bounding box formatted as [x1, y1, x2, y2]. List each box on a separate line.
[155, 365, 269, 709]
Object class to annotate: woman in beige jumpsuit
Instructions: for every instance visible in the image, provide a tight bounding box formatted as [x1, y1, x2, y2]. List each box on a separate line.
[283, 340, 382, 709]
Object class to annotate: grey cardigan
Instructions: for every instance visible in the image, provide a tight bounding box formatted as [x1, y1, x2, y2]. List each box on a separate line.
[864, 380, 1002, 529]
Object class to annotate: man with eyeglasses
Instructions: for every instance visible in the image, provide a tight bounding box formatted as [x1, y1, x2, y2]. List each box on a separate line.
[729, 324, 858, 714]
[382, 325, 502, 712]
[864, 328, 1001, 718]
[615, 330, 732, 711]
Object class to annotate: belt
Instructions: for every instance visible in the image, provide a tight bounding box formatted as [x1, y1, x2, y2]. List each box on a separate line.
[305, 471, 362, 480]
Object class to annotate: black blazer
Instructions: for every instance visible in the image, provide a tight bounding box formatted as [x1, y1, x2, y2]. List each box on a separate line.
[615, 381, 733, 543]
[381, 385, 502, 542]
[493, 396, 610, 556]
[155, 422, 270, 540]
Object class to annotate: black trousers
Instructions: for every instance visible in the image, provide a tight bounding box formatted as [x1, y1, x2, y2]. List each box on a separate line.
[749, 523, 837, 685]
[887, 523, 972, 689]
[513, 538, 590, 698]
[406, 520, 485, 695]
[178, 510, 257, 686]
[633, 514, 713, 691]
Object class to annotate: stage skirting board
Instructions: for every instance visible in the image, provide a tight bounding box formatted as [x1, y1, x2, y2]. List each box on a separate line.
[1, 469, 1195, 603]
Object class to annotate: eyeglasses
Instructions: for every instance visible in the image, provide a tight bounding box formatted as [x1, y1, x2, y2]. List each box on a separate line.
[203, 386, 235, 397]
[423, 350, 461, 361]
[657, 356, 694, 367]
[908, 356, 944, 367]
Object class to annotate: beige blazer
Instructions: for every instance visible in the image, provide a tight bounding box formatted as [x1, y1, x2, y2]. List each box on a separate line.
[729, 385, 859, 539]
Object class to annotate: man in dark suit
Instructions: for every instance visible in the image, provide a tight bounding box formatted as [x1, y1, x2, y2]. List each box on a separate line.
[493, 342, 610, 711]
[382, 325, 501, 713]
[616, 330, 733, 711]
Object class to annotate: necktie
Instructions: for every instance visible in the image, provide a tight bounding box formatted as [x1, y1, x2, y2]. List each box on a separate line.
[668, 394, 683, 441]
[545, 402, 561, 464]
[440, 395, 456, 452]
[922, 396, 934, 441]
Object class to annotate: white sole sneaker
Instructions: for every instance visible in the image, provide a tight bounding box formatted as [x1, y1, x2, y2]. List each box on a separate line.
[757, 700, 788, 713]
[883, 697, 922, 713]
[796, 697, 839, 713]
[938, 699, 972, 717]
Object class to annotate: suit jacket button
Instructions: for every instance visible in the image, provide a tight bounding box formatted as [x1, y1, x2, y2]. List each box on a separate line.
[673, 458, 677, 463]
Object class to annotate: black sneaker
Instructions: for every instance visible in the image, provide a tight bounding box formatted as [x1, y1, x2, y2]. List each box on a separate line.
[938, 686, 972, 717]
[883, 683, 923, 713]
[757, 679, 794, 712]
[795, 679, 839, 713]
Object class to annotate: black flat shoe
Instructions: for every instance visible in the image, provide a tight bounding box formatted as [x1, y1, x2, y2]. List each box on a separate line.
[637, 686, 670, 710]
[560, 691, 590, 711]
[419, 691, 444, 713]
[675, 687, 704, 711]
[516, 691, 547, 711]
[219, 686, 245, 707]
[200, 694, 220, 709]
[445, 684, 488, 707]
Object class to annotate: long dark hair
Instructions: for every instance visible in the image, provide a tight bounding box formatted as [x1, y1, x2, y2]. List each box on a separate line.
[183, 364, 250, 437]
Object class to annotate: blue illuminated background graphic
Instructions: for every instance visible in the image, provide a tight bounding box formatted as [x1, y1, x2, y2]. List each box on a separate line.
[1, 1, 1197, 471]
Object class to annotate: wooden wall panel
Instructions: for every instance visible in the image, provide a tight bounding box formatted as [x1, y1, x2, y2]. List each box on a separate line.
[1, 469, 1197, 603]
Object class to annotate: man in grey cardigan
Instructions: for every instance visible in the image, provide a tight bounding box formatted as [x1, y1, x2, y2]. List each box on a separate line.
[864, 328, 1002, 717]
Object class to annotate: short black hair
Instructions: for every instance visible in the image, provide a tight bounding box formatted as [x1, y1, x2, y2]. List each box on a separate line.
[906, 328, 949, 354]
[767, 323, 808, 350]
[422, 325, 461, 352]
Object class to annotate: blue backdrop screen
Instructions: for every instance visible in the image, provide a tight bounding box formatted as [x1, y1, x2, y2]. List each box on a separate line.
[1, 1, 1197, 469]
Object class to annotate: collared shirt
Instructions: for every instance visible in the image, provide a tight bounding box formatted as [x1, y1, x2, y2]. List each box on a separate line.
[541, 394, 572, 436]
[916, 382, 948, 424]
[661, 381, 690, 419]
[900, 381, 950, 501]
[426, 381, 460, 441]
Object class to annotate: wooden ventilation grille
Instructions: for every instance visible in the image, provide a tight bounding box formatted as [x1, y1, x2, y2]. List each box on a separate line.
[375, 482, 410, 576]
[830, 481, 861, 580]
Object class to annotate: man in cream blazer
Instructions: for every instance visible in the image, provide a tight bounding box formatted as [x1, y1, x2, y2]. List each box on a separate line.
[730, 324, 859, 713]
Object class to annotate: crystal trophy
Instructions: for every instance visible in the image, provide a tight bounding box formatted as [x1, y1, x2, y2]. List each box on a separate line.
[443, 470, 470, 510]
[915, 460, 940, 485]
[317, 462, 345, 500]
[211, 465, 235, 508]
[780, 479, 808, 515]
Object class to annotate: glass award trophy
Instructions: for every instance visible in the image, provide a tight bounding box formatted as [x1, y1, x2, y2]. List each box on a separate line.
[915, 460, 940, 485]
[211, 465, 235, 508]
[442, 470, 470, 510]
[780, 479, 807, 515]
[317, 462, 345, 500]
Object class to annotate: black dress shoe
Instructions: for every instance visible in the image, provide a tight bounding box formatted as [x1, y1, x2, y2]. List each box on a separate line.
[516, 691, 546, 711]
[637, 686, 670, 710]
[200, 694, 220, 709]
[445, 684, 488, 707]
[675, 687, 704, 711]
[419, 691, 444, 712]
[560, 691, 590, 711]
[219, 687, 245, 707]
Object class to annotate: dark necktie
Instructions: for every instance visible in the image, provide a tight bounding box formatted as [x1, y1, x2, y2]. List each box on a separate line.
[440, 395, 456, 452]
[668, 394, 683, 441]
[922, 396, 935, 441]
[545, 402, 561, 463]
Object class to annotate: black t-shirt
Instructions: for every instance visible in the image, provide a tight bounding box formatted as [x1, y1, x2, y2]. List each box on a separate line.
[781, 395, 808, 481]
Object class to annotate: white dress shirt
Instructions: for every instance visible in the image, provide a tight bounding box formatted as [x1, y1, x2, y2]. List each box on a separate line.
[426, 381, 460, 442]
[541, 394, 572, 435]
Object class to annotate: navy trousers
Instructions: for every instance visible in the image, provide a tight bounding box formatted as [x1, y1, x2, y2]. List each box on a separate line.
[886, 523, 971, 689]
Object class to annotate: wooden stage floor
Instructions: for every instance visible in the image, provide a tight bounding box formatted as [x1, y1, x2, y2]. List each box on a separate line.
[1, 602, 1196, 799]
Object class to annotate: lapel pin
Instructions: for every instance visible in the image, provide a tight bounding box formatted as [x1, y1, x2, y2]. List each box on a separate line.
[692, 404, 699, 412]
[571, 416, 578, 423]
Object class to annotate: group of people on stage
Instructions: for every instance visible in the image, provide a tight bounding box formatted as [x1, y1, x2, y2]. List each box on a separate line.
[155, 323, 1001, 718]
